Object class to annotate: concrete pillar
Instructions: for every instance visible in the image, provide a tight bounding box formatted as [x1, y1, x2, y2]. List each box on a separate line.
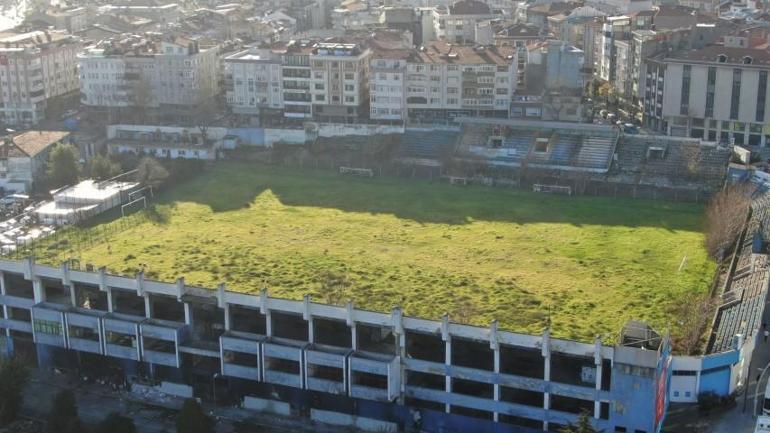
[445, 337, 452, 414]
[265, 310, 272, 337]
[542, 329, 551, 431]
[346, 301, 356, 350]
[106, 288, 114, 313]
[32, 278, 44, 303]
[0, 271, 7, 334]
[491, 321, 500, 422]
[442, 314, 451, 414]
[176, 278, 185, 301]
[303, 295, 313, 343]
[144, 295, 152, 318]
[594, 338, 603, 419]
[223, 304, 231, 331]
[184, 303, 192, 326]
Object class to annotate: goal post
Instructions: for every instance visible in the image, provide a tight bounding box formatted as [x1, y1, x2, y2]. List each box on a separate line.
[533, 184, 572, 196]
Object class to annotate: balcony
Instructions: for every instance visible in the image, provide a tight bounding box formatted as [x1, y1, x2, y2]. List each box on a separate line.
[262, 339, 305, 389]
[221, 331, 262, 381]
[104, 313, 142, 361]
[140, 318, 186, 367]
[66, 308, 105, 354]
[349, 352, 399, 402]
[32, 302, 68, 348]
[305, 345, 349, 395]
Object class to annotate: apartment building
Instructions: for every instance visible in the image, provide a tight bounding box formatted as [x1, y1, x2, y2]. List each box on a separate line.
[370, 41, 516, 123]
[224, 48, 283, 123]
[269, 39, 372, 122]
[643, 44, 770, 146]
[78, 35, 219, 122]
[0, 256, 671, 433]
[432, 0, 499, 44]
[309, 42, 371, 122]
[0, 31, 82, 126]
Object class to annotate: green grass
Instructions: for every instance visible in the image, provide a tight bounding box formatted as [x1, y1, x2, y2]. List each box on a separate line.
[34, 162, 715, 342]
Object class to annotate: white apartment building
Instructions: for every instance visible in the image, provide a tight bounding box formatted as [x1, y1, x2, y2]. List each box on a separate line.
[432, 0, 499, 44]
[78, 36, 219, 119]
[369, 54, 408, 121]
[224, 48, 283, 122]
[370, 41, 516, 122]
[643, 45, 770, 146]
[0, 31, 82, 126]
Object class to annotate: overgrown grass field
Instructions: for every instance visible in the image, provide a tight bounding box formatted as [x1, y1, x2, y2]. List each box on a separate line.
[35, 162, 714, 341]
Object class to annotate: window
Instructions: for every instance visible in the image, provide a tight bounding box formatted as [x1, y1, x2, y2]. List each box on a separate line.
[730, 68, 742, 120]
[34, 319, 62, 335]
[758, 70, 767, 122]
[705, 67, 716, 118]
[680, 65, 690, 115]
[344, 73, 354, 80]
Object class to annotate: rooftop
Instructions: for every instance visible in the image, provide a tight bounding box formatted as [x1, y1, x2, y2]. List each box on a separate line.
[447, 0, 492, 15]
[664, 44, 770, 66]
[412, 41, 516, 65]
[4, 131, 70, 158]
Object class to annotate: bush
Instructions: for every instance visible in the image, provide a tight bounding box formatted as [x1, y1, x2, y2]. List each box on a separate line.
[47, 390, 79, 433]
[96, 412, 136, 433]
[176, 398, 213, 433]
[697, 391, 735, 414]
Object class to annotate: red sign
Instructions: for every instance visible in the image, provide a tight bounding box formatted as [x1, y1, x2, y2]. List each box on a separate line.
[654, 356, 671, 431]
[0, 56, 7, 66]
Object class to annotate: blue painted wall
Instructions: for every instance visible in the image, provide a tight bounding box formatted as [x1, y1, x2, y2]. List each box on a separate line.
[226, 128, 265, 146]
[699, 367, 731, 396]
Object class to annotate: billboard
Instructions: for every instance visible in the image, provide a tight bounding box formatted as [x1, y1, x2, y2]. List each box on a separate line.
[654, 343, 673, 433]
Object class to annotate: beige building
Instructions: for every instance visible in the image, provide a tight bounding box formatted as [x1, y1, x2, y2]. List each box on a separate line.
[0, 31, 82, 126]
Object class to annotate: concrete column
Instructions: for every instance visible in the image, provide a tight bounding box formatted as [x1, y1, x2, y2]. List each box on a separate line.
[265, 311, 272, 337]
[32, 278, 44, 303]
[594, 338, 603, 419]
[223, 304, 231, 331]
[144, 295, 152, 318]
[493, 347, 500, 422]
[303, 295, 313, 343]
[184, 303, 192, 326]
[68, 283, 76, 307]
[445, 337, 452, 414]
[350, 323, 357, 351]
[443, 313, 451, 414]
[0, 271, 7, 335]
[542, 329, 551, 431]
[106, 288, 114, 313]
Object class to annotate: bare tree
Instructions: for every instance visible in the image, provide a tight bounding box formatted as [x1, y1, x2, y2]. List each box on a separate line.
[704, 183, 754, 259]
[191, 80, 220, 145]
[669, 291, 718, 355]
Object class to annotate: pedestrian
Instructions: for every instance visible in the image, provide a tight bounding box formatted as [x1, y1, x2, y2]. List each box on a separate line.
[764, 329, 769, 342]
[764, 322, 768, 330]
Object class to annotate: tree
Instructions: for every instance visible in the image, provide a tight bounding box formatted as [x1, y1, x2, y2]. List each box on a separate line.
[0, 356, 30, 426]
[47, 390, 80, 433]
[191, 80, 219, 145]
[176, 398, 213, 433]
[681, 143, 703, 181]
[136, 157, 169, 189]
[704, 183, 754, 259]
[89, 154, 121, 181]
[670, 291, 717, 355]
[559, 412, 600, 433]
[47, 143, 79, 188]
[96, 412, 136, 433]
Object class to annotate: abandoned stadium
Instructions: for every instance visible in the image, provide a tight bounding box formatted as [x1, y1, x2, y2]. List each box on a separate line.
[0, 120, 760, 433]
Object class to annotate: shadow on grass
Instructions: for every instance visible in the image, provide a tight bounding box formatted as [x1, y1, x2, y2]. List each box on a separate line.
[149, 161, 704, 231]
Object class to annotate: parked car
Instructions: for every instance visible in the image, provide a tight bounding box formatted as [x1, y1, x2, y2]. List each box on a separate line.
[60, 109, 78, 120]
